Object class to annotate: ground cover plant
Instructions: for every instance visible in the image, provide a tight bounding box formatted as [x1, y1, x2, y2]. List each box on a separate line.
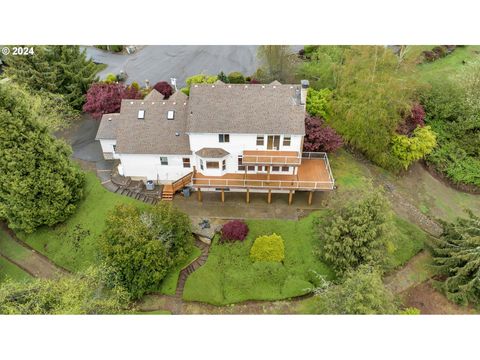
[0, 257, 32, 284]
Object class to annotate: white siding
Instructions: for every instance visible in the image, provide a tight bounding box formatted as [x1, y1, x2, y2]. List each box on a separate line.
[119, 154, 192, 183]
[189, 133, 303, 175]
[99, 139, 120, 159]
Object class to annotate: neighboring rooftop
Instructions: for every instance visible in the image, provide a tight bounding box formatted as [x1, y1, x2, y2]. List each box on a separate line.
[187, 81, 306, 135]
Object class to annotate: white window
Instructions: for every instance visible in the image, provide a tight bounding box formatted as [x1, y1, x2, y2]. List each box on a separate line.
[282, 166, 290, 172]
[222, 159, 226, 171]
[138, 110, 145, 119]
[112, 144, 116, 152]
[283, 136, 291, 146]
[272, 166, 280, 172]
[160, 157, 168, 165]
[256, 135, 264, 146]
[167, 110, 175, 120]
[206, 161, 219, 169]
[200, 159, 204, 170]
[183, 158, 190, 168]
[219, 134, 230, 143]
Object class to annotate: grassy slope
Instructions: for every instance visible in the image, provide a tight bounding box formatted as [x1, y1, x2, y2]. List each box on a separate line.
[156, 246, 202, 295]
[18, 172, 145, 272]
[0, 257, 32, 283]
[183, 211, 334, 306]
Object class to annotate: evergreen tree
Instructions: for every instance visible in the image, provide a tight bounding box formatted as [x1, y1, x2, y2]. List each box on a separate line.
[431, 211, 480, 305]
[319, 189, 390, 275]
[0, 83, 85, 233]
[4, 45, 98, 109]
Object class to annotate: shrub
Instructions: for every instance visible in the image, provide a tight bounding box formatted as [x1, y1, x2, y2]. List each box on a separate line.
[153, 81, 173, 99]
[217, 71, 229, 83]
[105, 73, 117, 84]
[220, 220, 249, 243]
[303, 115, 343, 152]
[249, 78, 260, 84]
[227, 71, 245, 84]
[397, 103, 426, 135]
[250, 234, 285, 263]
[392, 126, 437, 169]
[116, 72, 127, 82]
[130, 81, 140, 91]
[306, 88, 332, 119]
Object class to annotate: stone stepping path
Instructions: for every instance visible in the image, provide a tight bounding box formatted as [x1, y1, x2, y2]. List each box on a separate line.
[175, 239, 210, 297]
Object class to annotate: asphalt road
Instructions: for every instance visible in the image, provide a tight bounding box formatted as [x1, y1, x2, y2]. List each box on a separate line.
[83, 45, 261, 87]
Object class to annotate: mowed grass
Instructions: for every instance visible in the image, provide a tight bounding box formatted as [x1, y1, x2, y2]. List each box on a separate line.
[183, 211, 335, 306]
[18, 172, 145, 272]
[0, 257, 32, 283]
[385, 216, 427, 271]
[0, 230, 32, 262]
[156, 246, 202, 295]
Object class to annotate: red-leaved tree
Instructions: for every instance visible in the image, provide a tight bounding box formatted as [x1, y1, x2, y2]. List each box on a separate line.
[303, 115, 343, 152]
[83, 83, 143, 120]
[153, 81, 174, 99]
[397, 103, 426, 136]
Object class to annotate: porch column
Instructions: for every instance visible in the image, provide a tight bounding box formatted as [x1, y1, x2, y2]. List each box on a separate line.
[308, 191, 313, 206]
[267, 165, 271, 180]
[221, 189, 225, 203]
[246, 188, 250, 203]
[267, 189, 272, 204]
[197, 188, 202, 202]
[288, 190, 293, 205]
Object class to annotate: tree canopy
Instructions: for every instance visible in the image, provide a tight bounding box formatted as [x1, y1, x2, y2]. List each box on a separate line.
[153, 81, 174, 99]
[319, 188, 390, 275]
[431, 211, 480, 305]
[4, 45, 99, 109]
[0, 83, 85, 233]
[0, 267, 131, 314]
[255, 45, 298, 83]
[329, 46, 421, 170]
[311, 265, 398, 314]
[83, 82, 143, 120]
[101, 203, 194, 299]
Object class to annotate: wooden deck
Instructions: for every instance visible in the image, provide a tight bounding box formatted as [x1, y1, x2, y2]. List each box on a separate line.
[242, 150, 301, 165]
[192, 159, 334, 191]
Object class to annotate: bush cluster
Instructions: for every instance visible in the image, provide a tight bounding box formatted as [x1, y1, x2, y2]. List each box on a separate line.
[220, 220, 249, 243]
[250, 233, 285, 263]
[422, 45, 456, 62]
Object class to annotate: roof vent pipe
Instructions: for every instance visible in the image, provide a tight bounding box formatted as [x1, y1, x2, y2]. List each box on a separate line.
[300, 79, 309, 105]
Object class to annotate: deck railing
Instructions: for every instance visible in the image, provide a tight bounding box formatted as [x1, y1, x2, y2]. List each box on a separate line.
[172, 171, 193, 192]
[191, 177, 334, 190]
[242, 152, 302, 165]
[301, 152, 335, 183]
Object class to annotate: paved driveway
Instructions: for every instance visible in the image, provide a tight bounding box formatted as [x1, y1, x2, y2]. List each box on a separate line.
[83, 45, 261, 87]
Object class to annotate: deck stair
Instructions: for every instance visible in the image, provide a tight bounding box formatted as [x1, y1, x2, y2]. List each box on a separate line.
[161, 172, 193, 201]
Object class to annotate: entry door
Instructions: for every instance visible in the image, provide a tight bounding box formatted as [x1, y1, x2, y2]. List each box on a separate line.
[267, 135, 280, 150]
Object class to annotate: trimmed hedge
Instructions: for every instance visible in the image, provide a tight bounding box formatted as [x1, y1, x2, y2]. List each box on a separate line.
[250, 233, 285, 263]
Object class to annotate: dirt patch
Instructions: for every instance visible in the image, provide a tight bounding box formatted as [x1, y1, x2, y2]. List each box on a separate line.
[401, 280, 475, 314]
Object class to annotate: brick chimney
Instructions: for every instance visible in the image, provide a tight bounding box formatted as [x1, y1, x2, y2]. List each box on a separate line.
[300, 79, 309, 105]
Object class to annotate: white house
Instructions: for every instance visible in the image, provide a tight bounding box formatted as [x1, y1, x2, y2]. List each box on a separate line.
[96, 80, 334, 202]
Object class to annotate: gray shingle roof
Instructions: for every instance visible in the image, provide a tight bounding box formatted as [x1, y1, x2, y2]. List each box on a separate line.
[187, 83, 306, 135]
[195, 147, 230, 158]
[95, 113, 120, 140]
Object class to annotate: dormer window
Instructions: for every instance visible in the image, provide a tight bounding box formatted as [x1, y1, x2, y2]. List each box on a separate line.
[167, 110, 175, 120]
[138, 110, 145, 119]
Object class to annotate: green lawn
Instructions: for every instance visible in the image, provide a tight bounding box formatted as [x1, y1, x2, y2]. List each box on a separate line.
[0, 230, 32, 262]
[385, 216, 427, 270]
[156, 246, 202, 295]
[183, 211, 335, 306]
[416, 45, 480, 82]
[18, 171, 146, 272]
[0, 257, 32, 283]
